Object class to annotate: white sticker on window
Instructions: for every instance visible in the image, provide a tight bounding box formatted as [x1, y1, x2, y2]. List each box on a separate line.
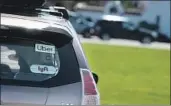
[35, 44, 55, 54]
[30, 65, 58, 74]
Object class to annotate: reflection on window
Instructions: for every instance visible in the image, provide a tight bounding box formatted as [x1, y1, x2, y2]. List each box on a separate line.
[1, 46, 20, 72]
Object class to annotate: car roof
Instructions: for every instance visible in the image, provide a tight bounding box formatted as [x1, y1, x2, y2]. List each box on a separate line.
[1, 13, 72, 33]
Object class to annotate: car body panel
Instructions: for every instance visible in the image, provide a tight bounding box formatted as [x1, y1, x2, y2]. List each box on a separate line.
[46, 82, 82, 105]
[67, 22, 90, 69]
[1, 13, 72, 35]
[1, 85, 48, 105]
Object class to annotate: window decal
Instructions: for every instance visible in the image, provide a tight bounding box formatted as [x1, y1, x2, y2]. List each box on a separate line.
[30, 64, 58, 74]
[35, 44, 55, 54]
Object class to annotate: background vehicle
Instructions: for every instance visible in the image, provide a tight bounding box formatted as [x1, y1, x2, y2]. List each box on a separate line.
[93, 15, 157, 43]
[73, 1, 170, 43]
[0, 1, 100, 105]
[68, 11, 94, 38]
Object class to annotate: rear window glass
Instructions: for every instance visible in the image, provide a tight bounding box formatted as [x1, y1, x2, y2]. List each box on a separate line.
[1, 41, 60, 81]
[0, 28, 81, 87]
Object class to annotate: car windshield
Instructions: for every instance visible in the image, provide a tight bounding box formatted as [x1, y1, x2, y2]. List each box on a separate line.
[0, 40, 60, 81]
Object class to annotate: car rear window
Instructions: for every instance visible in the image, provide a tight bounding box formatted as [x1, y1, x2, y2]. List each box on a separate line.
[1, 42, 60, 81]
[0, 27, 81, 87]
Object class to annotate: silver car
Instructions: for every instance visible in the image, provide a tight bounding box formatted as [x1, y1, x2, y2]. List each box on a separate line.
[0, 6, 100, 105]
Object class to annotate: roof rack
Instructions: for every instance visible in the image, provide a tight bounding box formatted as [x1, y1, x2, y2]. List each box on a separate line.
[48, 6, 69, 20]
[0, 5, 69, 20]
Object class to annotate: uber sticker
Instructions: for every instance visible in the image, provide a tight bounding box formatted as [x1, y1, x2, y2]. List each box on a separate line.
[30, 65, 58, 74]
[35, 44, 55, 54]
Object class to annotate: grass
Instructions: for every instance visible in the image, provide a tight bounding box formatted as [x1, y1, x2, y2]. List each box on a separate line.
[82, 43, 170, 105]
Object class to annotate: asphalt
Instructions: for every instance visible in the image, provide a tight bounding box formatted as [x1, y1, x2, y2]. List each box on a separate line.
[79, 36, 170, 51]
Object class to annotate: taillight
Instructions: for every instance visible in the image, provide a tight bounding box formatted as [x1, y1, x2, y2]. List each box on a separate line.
[81, 69, 100, 105]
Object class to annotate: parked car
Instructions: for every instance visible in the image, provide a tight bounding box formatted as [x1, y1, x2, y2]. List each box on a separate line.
[156, 33, 171, 43]
[0, 2, 100, 105]
[68, 11, 95, 38]
[138, 21, 171, 43]
[92, 15, 158, 44]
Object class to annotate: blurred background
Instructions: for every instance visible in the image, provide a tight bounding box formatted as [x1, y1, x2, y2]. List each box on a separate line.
[2, 0, 169, 104]
[46, 0, 170, 44]
[46, 0, 171, 105]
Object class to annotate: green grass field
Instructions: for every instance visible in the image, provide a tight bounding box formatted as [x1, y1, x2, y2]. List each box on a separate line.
[82, 43, 170, 105]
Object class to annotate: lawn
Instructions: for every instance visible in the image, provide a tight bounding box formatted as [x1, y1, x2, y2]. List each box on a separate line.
[82, 43, 170, 105]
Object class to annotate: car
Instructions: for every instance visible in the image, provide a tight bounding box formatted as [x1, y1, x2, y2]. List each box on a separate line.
[92, 15, 158, 44]
[68, 11, 95, 38]
[138, 21, 171, 43]
[0, 2, 100, 105]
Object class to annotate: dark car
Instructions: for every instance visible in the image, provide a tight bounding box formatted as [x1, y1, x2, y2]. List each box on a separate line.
[93, 15, 158, 44]
[0, 1, 100, 105]
[138, 21, 171, 43]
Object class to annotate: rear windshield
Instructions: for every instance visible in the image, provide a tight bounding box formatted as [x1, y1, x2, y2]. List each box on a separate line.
[0, 28, 81, 87]
[1, 42, 60, 81]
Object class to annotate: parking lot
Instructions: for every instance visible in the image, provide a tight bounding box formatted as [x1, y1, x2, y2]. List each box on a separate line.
[79, 35, 170, 50]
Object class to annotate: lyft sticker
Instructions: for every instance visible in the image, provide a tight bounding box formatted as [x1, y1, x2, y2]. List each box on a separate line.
[35, 44, 55, 54]
[30, 65, 58, 74]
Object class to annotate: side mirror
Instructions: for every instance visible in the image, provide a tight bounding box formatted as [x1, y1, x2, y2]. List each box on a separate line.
[92, 72, 99, 84]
